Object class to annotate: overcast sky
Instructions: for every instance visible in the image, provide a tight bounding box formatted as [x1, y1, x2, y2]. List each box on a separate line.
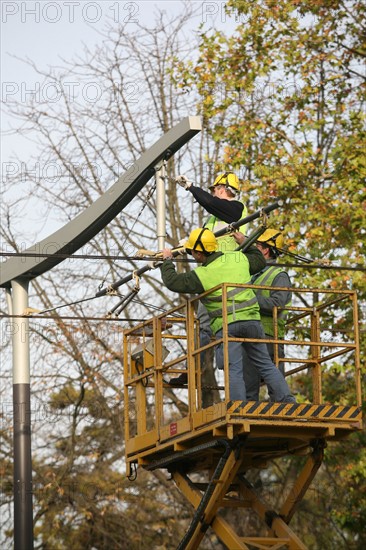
[1, 1, 237, 156]
[1, 2, 188, 154]
[2, 2, 200, 80]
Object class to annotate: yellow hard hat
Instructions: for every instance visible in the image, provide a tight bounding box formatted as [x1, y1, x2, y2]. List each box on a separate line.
[257, 229, 285, 251]
[184, 228, 218, 254]
[209, 172, 240, 192]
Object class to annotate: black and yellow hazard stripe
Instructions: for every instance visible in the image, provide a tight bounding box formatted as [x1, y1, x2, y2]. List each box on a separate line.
[226, 401, 362, 422]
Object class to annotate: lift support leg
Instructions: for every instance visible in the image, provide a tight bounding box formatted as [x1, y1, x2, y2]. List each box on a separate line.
[171, 443, 325, 549]
[279, 439, 325, 523]
[173, 446, 249, 549]
[238, 478, 307, 550]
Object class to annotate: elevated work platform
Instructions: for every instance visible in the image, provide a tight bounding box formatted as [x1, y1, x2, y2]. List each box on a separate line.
[123, 285, 362, 549]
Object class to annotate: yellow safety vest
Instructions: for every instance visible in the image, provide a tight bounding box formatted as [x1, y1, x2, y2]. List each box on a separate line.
[253, 266, 291, 338]
[194, 251, 260, 334]
[203, 202, 248, 252]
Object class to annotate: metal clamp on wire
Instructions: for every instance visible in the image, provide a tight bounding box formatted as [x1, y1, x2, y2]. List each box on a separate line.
[135, 248, 159, 258]
[107, 283, 140, 318]
[23, 307, 41, 316]
[132, 271, 141, 291]
[259, 208, 269, 227]
[105, 286, 119, 296]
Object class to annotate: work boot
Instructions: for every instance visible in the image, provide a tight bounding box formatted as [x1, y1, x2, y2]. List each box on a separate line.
[168, 372, 188, 386]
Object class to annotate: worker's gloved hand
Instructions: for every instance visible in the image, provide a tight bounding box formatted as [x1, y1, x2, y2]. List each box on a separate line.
[175, 175, 192, 190]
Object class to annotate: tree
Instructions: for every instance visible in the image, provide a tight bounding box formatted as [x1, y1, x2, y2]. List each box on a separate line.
[174, 0, 365, 281]
[172, 0, 366, 546]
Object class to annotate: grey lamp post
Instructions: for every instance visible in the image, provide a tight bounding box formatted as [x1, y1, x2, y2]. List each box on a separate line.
[155, 161, 167, 250]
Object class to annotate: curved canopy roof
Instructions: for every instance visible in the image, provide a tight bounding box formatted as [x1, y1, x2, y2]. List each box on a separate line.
[0, 116, 201, 288]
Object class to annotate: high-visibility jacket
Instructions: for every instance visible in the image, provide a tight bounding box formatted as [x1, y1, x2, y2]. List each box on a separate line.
[252, 266, 291, 338]
[194, 251, 260, 334]
[203, 201, 248, 252]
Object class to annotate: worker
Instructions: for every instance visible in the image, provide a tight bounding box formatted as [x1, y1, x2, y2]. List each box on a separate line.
[169, 172, 247, 386]
[160, 227, 296, 404]
[233, 228, 292, 401]
[175, 172, 248, 251]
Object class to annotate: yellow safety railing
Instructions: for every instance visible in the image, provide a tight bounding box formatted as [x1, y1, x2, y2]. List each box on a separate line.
[123, 285, 362, 452]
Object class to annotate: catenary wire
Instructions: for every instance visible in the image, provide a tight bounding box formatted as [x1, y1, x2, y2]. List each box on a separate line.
[0, 251, 194, 262]
[1, 249, 364, 317]
[1, 258, 364, 317]
[0, 251, 364, 271]
[0, 314, 149, 322]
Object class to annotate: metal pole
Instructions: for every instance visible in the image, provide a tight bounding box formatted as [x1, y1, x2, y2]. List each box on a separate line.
[155, 162, 166, 250]
[11, 278, 34, 549]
